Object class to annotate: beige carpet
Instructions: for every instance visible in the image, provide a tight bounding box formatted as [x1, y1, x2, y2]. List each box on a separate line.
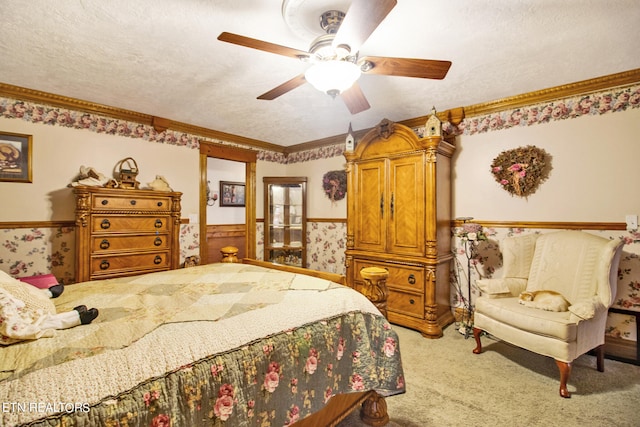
[338, 325, 640, 427]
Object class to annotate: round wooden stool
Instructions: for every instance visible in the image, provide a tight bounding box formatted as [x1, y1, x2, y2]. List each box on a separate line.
[359, 266, 389, 319]
[220, 246, 239, 263]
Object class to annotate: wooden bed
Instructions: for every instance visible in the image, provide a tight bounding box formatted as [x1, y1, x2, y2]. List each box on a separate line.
[0, 259, 403, 427]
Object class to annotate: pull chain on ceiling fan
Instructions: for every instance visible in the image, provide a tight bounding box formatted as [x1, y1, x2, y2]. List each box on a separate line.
[217, 0, 451, 115]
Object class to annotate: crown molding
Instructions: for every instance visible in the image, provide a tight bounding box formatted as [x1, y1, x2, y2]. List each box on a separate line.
[462, 68, 640, 118]
[0, 82, 151, 123]
[2, 67, 639, 155]
[283, 128, 371, 154]
[0, 82, 282, 153]
[402, 68, 640, 128]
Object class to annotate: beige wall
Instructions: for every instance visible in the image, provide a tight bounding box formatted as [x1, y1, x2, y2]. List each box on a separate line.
[255, 160, 287, 219]
[285, 156, 347, 219]
[206, 157, 246, 225]
[0, 113, 344, 225]
[256, 155, 347, 219]
[0, 117, 200, 222]
[453, 108, 640, 222]
[2, 102, 639, 227]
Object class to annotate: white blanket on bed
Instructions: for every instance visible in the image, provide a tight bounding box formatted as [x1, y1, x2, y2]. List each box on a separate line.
[0, 263, 381, 426]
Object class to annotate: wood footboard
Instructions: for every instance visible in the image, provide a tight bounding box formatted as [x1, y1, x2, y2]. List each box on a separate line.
[241, 258, 347, 286]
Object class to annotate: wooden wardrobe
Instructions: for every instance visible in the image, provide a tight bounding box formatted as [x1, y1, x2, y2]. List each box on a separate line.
[345, 119, 455, 338]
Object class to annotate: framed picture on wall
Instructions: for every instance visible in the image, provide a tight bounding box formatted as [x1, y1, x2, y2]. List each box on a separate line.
[0, 131, 32, 183]
[220, 181, 245, 207]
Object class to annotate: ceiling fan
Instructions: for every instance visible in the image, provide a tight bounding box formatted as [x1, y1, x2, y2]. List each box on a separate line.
[217, 0, 451, 115]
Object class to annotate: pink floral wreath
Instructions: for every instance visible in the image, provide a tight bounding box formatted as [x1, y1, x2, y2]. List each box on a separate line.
[322, 170, 347, 203]
[490, 145, 550, 197]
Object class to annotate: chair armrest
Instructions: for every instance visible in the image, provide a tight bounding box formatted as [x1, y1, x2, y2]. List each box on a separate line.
[477, 278, 528, 298]
[568, 298, 606, 321]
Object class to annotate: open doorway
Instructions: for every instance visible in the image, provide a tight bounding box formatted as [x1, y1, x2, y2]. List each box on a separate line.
[199, 142, 256, 264]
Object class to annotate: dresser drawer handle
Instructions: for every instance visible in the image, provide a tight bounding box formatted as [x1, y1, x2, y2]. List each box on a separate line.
[154, 219, 163, 228]
[130, 199, 137, 206]
[101, 199, 109, 206]
[100, 260, 110, 270]
[100, 219, 111, 229]
[157, 201, 163, 207]
[99, 239, 110, 250]
[154, 237, 162, 246]
[154, 255, 162, 265]
[409, 298, 415, 305]
[407, 274, 416, 285]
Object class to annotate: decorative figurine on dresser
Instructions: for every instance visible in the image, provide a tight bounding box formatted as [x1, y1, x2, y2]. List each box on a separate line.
[344, 115, 456, 338]
[74, 186, 182, 283]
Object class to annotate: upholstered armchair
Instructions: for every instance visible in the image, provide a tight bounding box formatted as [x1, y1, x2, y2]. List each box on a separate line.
[472, 231, 623, 398]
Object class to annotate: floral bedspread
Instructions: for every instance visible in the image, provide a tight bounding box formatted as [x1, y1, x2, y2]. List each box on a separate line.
[0, 263, 405, 427]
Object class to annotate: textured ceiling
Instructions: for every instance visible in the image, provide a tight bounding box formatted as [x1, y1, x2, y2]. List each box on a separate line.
[0, 0, 639, 147]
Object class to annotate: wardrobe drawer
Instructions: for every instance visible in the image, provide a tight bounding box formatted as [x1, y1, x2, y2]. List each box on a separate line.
[91, 194, 173, 211]
[90, 251, 169, 275]
[353, 260, 424, 291]
[388, 289, 424, 318]
[90, 234, 169, 252]
[91, 216, 170, 233]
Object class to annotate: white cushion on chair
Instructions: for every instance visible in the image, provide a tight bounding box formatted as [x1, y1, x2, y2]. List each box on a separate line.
[476, 297, 577, 342]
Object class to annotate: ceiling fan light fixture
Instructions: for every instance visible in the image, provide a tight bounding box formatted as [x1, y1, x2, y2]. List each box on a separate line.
[304, 60, 361, 97]
[309, 34, 351, 60]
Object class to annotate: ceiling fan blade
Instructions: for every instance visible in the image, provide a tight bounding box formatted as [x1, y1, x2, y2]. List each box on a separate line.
[257, 74, 307, 100]
[340, 82, 370, 114]
[360, 56, 452, 79]
[333, 0, 397, 54]
[218, 32, 310, 60]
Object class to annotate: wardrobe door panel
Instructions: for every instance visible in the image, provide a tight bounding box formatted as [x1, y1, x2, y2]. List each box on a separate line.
[355, 159, 386, 252]
[388, 154, 425, 256]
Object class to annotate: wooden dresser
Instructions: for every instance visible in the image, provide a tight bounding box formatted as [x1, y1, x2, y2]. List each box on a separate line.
[74, 187, 182, 282]
[344, 119, 455, 338]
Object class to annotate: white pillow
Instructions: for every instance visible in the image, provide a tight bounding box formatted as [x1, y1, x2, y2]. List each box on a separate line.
[477, 278, 528, 298]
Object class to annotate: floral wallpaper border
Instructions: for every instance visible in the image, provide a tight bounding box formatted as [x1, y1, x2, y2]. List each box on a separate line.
[2, 83, 639, 165]
[455, 84, 640, 136]
[264, 83, 640, 163]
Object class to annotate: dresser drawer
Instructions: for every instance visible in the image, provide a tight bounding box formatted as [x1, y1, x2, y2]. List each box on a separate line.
[91, 234, 170, 252]
[91, 216, 170, 233]
[388, 289, 424, 318]
[353, 260, 424, 291]
[91, 251, 170, 275]
[92, 194, 173, 211]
